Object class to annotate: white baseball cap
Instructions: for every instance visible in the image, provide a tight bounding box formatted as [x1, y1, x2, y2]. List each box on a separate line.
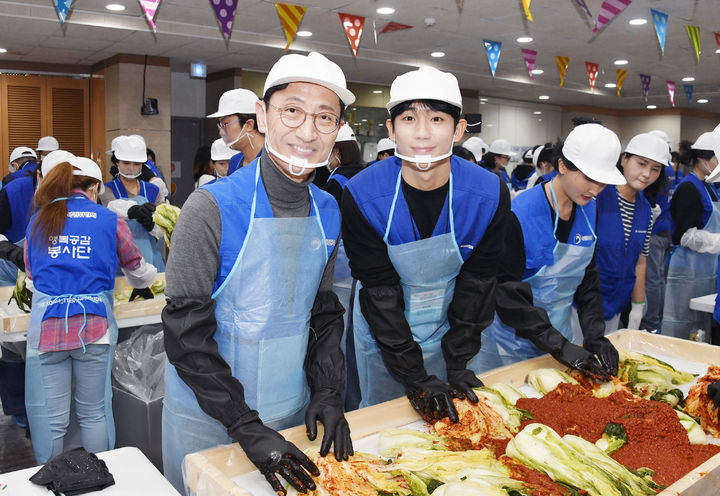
[386, 66, 462, 111]
[335, 124, 356, 143]
[9, 146, 37, 164]
[488, 139, 516, 156]
[207, 88, 260, 119]
[562, 124, 625, 185]
[264, 52, 355, 106]
[648, 129, 673, 151]
[532, 146, 545, 167]
[625, 133, 672, 166]
[210, 138, 237, 161]
[462, 137, 487, 161]
[37, 136, 59, 152]
[114, 135, 148, 163]
[523, 148, 534, 161]
[41, 150, 75, 177]
[376, 138, 395, 153]
[704, 124, 720, 182]
[691, 132, 716, 152]
[69, 156, 103, 184]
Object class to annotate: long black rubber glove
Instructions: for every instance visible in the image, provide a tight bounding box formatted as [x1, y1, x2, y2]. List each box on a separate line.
[708, 380, 720, 422]
[127, 203, 156, 231]
[129, 287, 154, 301]
[0, 240, 24, 271]
[305, 389, 352, 460]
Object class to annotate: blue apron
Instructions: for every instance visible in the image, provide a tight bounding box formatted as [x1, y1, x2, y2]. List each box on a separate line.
[162, 160, 333, 491]
[1, 175, 35, 286]
[473, 181, 597, 372]
[663, 174, 720, 339]
[24, 196, 118, 463]
[106, 178, 165, 272]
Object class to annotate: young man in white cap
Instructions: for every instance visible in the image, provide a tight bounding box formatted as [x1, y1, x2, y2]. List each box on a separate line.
[4, 146, 39, 186]
[195, 138, 236, 188]
[207, 88, 264, 176]
[162, 52, 354, 494]
[36, 136, 59, 161]
[474, 124, 624, 378]
[341, 66, 510, 422]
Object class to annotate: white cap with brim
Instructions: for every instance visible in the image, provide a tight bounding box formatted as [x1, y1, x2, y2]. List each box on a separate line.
[532, 146, 545, 167]
[625, 133, 672, 166]
[376, 138, 395, 153]
[462, 137, 487, 161]
[523, 148, 534, 161]
[68, 156, 105, 194]
[41, 150, 75, 177]
[210, 138, 237, 161]
[264, 52, 355, 106]
[648, 129, 673, 151]
[207, 88, 260, 119]
[114, 136, 148, 163]
[703, 124, 720, 182]
[335, 123, 356, 143]
[488, 139, 516, 156]
[386, 66, 462, 112]
[691, 132, 716, 152]
[37, 136, 59, 152]
[9, 146, 37, 163]
[562, 124, 625, 185]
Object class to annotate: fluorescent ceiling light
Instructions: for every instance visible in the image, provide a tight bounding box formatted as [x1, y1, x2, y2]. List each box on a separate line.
[376, 7, 395, 15]
[431, 51, 445, 58]
[614, 59, 628, 65]
[106, 3, 125, 11]
[0, 48, 6, 54]
[533, 111, 542, 115]
[698, 99, 709, 103]
[372, 90, 382, 94]
[479, 97, 488, 101]
[604, 83, 616, 88]
[629, 18, 647, 25]
[682, 76, 695, 82]
[646, 105, 656, 109]
[538, 95, 550, 100]
[296, 31, 312, 37]
[531, 69, 544, 75]
[517, 36, 533, 43]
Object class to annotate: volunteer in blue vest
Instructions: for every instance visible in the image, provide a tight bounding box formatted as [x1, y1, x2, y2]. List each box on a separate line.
[195, 138, 236, 188]
[375, 138, 395, 162]
[473, 124, 624, 377]
[128, 135, 169, 203]
[524, 144, 554, 190]
[662, 133, 720, 339]
[207, 88, 264, 176]
[461, 136, 488, 165]
[510, 148, 536, 193]
[341, 66, 510, 421]
[100, 135, 165, 272]
[597, 133, 668, 332]
[482, 139, 514, 184]
[162, 52, 354, 495]
[36, 136, 59, 162]
[3, 147, 38, 186]
[24, 156, 157, 463]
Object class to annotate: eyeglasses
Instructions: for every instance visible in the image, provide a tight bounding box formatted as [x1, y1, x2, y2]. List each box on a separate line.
[267, 103, 340, 134]
[216, 118, 241, 131]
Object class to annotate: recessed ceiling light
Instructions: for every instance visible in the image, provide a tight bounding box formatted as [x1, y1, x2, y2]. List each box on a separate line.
[716, 48, 720, 54]
[682, 76, 695, 82]
[378, 123, 384, 127]
[698, 99, 709, 104]
[479, 97, 488, 102]
[431, 51, 445, 58]
[486, 124, 494, 127]
[296, 30, 312, 37]
[361, 119, 368, 122]
[480, 101, 486, 105]
[533, 111, 542, 115]
[517, 36, 533, 43]
[614, 59, 629, 65]
[106, 3, 125, 11]
[372, 90, 383, 94]
[531, 69, 544, 75]
[646, 105, 656, 109]
[376, 7, 395, 15]
[538, 95, 550, 100]
[0, 48, 6, 54]
[629, 18, 647, 25]
[604, 83, 617, 88]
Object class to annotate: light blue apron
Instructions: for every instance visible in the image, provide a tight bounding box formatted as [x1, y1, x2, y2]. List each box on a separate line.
[353, 171, 463, 408]
[162, 164, 328, 491]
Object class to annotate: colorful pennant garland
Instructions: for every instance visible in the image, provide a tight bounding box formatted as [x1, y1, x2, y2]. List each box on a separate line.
[616, 69, 628, 97]
[686, 25, 701, 62]
[592, 0, 632, 34]
[339, 13, 365, 57]
[585, 62, 599, 92]
[715, 32, 720, 52]
[138, 0, 162, 32]
[521, 48, 537, 80]
[379, 22, 413, 35]
[650, 9, 668, 55]
[275, 3, 307, 49]
[667, 80, 675, 107]
[574, 0, 594, 22]
[484, 40, 502, 77]
[684, 85, 694, 105]
[456, 0, 464, 10]
[522, 0, 533, 21]
[556, 55, 570, 88]
[209, 0, 238, 39]
[53, 0, 74, 24]
[640, 74, 651, 103]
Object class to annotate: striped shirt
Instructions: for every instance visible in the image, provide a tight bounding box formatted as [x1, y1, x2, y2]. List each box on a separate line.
[617, 192, 653, 257]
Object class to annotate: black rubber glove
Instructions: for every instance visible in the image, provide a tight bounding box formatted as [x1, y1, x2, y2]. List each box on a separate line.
[583, 336, 619, 377]
[129, 287, 154, 301]
[127, 203, 156, 231]
[554, 340, 611, 380]
[447, 368, 483, 403]
[305, 389, 353, 461]
[406, 375, 463, 423]
[0, 240, 25, 271]
[707, 380, 720, 422]
[236, 420, 319, 496]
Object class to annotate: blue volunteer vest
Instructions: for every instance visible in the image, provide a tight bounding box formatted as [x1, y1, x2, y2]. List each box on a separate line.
[326, 169, 351, 190]
[144, 160, 164, 181]
[7, 161, 38, 183]
[677, 173, 718, 230]
[510, 170, 529, 191]
[3, 174, 35, 243]
[105, 178, 160, 203]
[227, 148, 261, 176]
[651, 192, 672, 235]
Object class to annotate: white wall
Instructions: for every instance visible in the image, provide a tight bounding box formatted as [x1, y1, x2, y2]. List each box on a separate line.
[171, 71, 206, 118]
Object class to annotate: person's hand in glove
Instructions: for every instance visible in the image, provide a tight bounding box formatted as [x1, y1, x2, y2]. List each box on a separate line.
[305, 390, 353, 461]
[447, 368, 483, 403]
[406, 375, 463, 423]
[583, 336, 619, 377]
[237, 421, 319, 496]
[127, 203, 156, 231]
[129, 287, 154, 302]
[552, 341, 612, 380]
[707, 380, 720, 421]
[0, 240, 25, 271]
[627, 301, 645, 330]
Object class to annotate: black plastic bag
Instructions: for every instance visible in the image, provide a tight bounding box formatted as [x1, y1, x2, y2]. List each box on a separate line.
[29, 447, 115, 495]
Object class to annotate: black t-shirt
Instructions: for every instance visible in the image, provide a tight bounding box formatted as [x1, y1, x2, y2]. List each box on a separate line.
[670, 180, 719, 245]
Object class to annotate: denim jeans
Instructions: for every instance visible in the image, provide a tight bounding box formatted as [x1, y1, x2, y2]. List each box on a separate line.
[36, 344, 111, 459]
[640, 234, 671, 331]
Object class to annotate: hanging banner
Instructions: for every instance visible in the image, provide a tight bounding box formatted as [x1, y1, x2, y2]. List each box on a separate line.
[484, 40, 502, 77]
[522, 0, 533, 21]
[138, 0, 162, 32]
[686, 25, 701, 62]
[53, 0, 73, 24]
[275, 3, 307, 49]
[684, 85, 694, 105]
[650, 9, 668, 55]
[640, 74, 651, 103]
[339, 13, 365, 57]
[574, 0, 594, 22]
[556, 55, 570, 88]
[210, 0, 239, 39]
[616, 68, 628, 97]
[521, 48, 537, 80]
[667, 80, 675, 107]
[379, 21, 413, 35]
[585, 61, 599, 92]
[592, 0, 632, 34]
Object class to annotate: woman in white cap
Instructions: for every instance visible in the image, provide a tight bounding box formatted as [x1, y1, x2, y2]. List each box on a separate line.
[23, 156, 157, 463]
[195, 138, 236, 188]
[510, 148, 537, 193]
[461, 136, 487, 165]
[596, 133, 668, 332]
[375, 137, 395, 162]
[342, 66, 510, 421]
[473, 124, 624, 377]
[482, 139, 514, 184]
[324, 123, 364, 205]
[662, 132, 720, 339]
[162, 52, 354, 494]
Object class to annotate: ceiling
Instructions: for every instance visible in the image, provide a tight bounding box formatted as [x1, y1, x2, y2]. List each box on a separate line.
[0, 0, 718, 111]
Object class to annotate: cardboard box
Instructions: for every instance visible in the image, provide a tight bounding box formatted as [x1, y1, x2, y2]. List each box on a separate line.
[112, 385, 164, 473]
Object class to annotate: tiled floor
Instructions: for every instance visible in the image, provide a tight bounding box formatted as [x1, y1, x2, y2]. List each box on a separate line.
[0, 402, 36, 474]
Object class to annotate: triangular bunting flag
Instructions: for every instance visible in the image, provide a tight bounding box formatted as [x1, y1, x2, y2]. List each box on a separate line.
[379, 22, 413, 35]
[209, 0, 239, 39]
[667, 80, 675, 107]
[521, 48, 537, 80]
[275, 3, 307, 49]
[650, 9, 668, 55]
[574, 0, 594, 22]
[684, 85, 694, 105]
[686, 25, 701, 62]
[715, 32, 720, 52]
[138, 0, 161, 32]
[593, 0, 632, 34]
[53, 0, 73, 24]
[585, 61, 599, 92]
[339, 13, 365, 57]
[373, 19, 377, 46]
[556, 55, 570, 88]
[640, 74, 651, 103]
[522, 0, 533, 21]
[456, 0, 464, 10]
[616, 69, 628, 97]
[483, 40, 502, 77]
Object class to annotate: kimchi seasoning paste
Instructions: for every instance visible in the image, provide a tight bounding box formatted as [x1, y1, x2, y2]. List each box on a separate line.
[516, 383, 720, 487]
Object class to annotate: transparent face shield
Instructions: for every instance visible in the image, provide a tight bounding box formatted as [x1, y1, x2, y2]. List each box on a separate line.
[264, 136, 333, 176]
[391, 106, 457, 171]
